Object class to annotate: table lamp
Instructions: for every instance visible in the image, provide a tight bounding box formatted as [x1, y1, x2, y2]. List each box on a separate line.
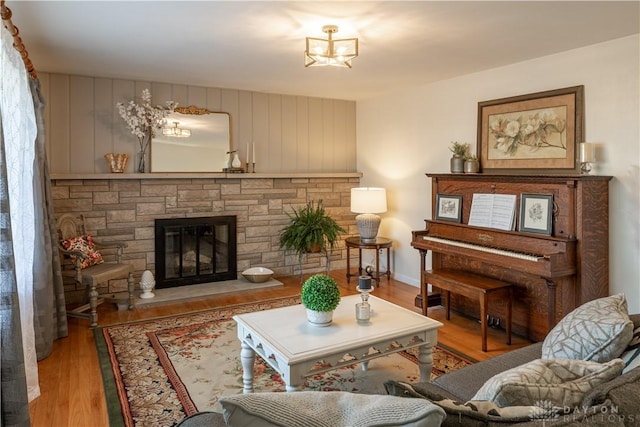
[350, 187, 387, 241]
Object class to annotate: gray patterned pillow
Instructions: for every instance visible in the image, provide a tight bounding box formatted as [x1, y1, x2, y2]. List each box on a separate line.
[542, 294, 633, 362]
[472, 358, 625, 407]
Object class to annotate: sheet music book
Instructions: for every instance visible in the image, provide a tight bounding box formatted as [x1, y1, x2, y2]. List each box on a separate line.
[468, 193, 517, 231]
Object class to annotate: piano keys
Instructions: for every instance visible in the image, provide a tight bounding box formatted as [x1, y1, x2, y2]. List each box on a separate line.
[421, 235, 543, 262]
[412, 173, 611, 342]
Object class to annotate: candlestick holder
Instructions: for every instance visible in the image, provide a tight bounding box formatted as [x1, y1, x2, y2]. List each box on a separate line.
[356, 276, 373, 323]
[245, 162, 250, 173]
[580, 162, 592, 174]
[579, 142, 595, 175]
[252, 162, 256, 173]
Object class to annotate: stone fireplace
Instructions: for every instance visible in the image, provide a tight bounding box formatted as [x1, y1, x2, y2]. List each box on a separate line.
[154, 216, 237, 288]
[51, 175, 357, 304]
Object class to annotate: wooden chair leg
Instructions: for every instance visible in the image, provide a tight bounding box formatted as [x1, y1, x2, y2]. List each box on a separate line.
[89, 283, 99, 328]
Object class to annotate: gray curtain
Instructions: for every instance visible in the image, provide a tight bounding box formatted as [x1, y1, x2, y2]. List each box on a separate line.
[0, 116, 31, 426]
[30, 78, 68, 358]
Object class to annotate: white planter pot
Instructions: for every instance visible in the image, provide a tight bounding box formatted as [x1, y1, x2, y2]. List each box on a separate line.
[306, 308, 333, 327]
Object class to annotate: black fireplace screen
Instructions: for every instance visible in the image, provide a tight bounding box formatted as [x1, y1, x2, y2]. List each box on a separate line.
[154, 216, 237, 288]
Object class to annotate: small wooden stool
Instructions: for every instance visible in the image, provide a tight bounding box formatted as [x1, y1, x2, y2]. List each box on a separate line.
[423, 269, 512, 352]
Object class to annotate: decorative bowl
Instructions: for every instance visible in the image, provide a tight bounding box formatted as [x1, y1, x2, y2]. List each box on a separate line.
[242, 267, 274, 283]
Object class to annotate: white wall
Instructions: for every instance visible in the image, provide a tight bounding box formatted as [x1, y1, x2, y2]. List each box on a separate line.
[357, 35, 640, 312]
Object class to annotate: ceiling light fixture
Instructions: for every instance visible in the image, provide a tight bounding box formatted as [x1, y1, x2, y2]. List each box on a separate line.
[305, 25, 358, 68]
[162, 121, 191, 138]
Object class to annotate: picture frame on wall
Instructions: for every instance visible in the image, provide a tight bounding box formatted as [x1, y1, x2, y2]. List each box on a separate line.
[477, 85, 584, 173]
[519, 193, 553, 235]
[435, 194, 462, 223]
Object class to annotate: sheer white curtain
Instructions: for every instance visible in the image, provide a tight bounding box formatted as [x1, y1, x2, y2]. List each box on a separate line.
[0, 23, 39, 401]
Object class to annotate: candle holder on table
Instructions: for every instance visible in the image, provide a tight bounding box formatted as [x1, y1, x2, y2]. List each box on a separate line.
[356, 275, 373, 323]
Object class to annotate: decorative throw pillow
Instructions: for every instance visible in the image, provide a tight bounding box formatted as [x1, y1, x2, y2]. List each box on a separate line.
[61, 235, 104, 269]
[219, 391, 446, 427]
[472, 358, 625, 408]
[620, 325, 640, 374]
[542, 294, 633, 363]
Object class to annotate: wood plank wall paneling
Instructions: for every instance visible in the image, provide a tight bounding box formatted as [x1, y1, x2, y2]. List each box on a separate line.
[39, 72, 357, 174]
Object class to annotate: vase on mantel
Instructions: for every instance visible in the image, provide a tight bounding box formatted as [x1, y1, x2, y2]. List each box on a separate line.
[135, 131, 152, 173]
[136, 150, 147, 173]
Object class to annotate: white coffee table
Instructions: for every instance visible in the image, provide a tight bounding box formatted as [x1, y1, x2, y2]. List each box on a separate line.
[233, 294, 443, 393]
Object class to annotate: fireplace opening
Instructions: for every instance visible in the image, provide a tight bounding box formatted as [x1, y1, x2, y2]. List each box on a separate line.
[154, 216, 237, 288]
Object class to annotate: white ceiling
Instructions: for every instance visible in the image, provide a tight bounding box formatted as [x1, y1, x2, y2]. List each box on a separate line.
[6, 1, 640, 101]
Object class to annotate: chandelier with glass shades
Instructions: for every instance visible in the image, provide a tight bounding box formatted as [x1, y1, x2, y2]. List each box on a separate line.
[162, 121, 191, 138]
[305, 25, 358, 68]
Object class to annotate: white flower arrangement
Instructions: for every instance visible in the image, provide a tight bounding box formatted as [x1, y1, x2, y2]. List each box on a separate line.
[489, 111, 566, 156]
[116, 89, 177, 168]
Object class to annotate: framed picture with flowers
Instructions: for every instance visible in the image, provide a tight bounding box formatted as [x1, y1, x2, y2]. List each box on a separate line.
[477, 85, 584, 173]
[519, 193, 553, 235]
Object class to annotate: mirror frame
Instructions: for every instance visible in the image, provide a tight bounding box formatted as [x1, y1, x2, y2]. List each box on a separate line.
[150, 105, 231, 172]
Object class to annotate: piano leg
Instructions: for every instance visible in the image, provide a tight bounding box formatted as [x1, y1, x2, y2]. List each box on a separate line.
[419, 250, 428, 316]
[545, 278, 557, 330]
[480, 293, 488, 352]
[506, 287, 512, 345]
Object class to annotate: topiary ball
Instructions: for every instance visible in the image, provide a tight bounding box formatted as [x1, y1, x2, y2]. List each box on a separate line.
[301, 274, 341, 312]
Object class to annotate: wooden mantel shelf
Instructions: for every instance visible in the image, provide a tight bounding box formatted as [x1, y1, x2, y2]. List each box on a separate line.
[50, 172, 363, 180]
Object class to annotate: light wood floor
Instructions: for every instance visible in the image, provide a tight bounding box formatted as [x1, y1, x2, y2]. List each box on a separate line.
[29, 270, 532, 426]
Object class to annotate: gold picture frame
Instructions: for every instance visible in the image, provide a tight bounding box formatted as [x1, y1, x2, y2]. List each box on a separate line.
[477, 86, 584, 173]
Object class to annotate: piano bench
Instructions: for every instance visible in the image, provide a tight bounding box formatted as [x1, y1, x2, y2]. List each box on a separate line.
[423, 269, 513, 352]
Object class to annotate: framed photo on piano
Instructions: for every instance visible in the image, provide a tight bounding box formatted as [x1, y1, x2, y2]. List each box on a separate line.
[477, 86, 584, 173]
[519, 193, 553, 235]
[435, 194, 462, 223]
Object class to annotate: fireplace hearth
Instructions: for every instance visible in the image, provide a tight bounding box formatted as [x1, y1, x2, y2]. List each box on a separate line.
[154, 216, 237, 288]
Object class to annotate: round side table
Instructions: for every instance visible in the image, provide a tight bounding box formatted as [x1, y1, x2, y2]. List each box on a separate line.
[345, 236, 392, 286]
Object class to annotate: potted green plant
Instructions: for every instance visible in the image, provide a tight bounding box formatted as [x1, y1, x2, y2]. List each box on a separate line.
[449, 141, 471, 173]
[301, 274, 341, 326]
[464, 154, 480, 173]
[279, 200, 346, 274]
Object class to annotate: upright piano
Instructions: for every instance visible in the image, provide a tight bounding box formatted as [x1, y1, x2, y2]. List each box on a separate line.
[411, 173, 611, 342]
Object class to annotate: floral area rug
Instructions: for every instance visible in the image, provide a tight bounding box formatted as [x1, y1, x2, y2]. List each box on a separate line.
[95, 296, 474, 427]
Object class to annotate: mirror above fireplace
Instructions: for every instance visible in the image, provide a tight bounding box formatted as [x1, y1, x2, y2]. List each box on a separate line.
[150, 106, 230, 172]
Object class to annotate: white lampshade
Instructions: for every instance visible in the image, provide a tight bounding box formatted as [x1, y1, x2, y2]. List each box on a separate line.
[351, 188, 387, 241]
[350, 187, 387, 214]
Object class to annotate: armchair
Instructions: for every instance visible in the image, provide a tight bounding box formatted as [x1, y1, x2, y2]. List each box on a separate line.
[56, 213, 135, 327]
